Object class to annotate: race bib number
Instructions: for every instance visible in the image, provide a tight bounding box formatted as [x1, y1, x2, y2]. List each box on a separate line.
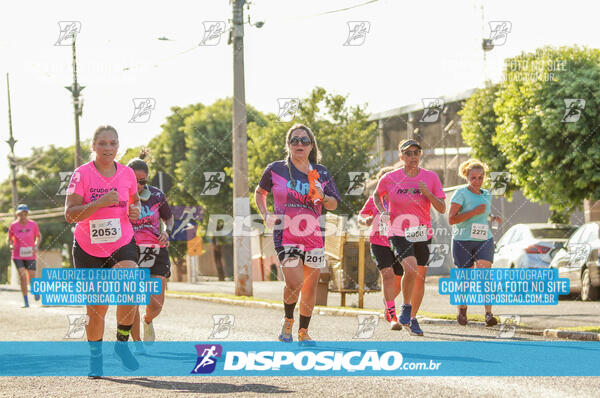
[470, 223, 488, 240]
[304, 247, 325, 269]
[19, 246, 33, 257]
[90, 218, 122, 244]
[138, 244, 160, 268]
[405, 225, 428, 242]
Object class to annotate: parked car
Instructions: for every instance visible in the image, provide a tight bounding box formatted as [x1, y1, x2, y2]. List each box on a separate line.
[493, 224, 577, 269]
[549, 222, 600, 301]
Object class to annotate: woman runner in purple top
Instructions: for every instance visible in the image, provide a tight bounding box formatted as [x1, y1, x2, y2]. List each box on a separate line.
[255, 124, 341, 345]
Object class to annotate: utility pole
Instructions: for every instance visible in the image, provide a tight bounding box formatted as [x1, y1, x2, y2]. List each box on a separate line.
[6, 73, 18, 212]
[232, 0, 253, 296]
[65, 34, 84, 168]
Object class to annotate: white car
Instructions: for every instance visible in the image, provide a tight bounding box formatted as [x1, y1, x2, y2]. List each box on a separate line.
[493, 224, 576, 268]
[550, 222, 600, 301]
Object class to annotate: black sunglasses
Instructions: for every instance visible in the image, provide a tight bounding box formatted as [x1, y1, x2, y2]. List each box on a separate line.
[137, 179, 148, 185]
[289, 136, 312, 146]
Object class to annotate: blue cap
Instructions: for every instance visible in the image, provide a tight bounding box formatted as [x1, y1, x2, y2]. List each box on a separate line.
[16, 204, 29, 213]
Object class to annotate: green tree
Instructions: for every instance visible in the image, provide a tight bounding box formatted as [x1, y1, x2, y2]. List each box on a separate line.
[494, 46, 600, 222]
[248, 87, 378, 215]
[0, 143, 91, 267]
[459, 83, 518, 196]
[176, 99, 268, 280]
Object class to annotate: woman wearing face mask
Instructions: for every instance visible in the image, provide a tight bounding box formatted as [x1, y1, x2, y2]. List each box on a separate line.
[255, 124, 341, 345]
[65, 125, 141, 376]
[358, 166, 404, 330]
[449, 159, 501, 327]
[127, 149, 174, 349]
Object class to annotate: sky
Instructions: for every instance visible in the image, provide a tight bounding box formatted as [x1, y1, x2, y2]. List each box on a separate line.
[0, 0, 598, 181]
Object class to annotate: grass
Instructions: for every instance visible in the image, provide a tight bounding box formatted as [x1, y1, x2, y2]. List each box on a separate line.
[557, 326, 600, 333]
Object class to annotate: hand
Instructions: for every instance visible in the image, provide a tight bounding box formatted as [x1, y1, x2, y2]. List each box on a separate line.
[33, 245, 38, 254]
[128, 204, 141, 221]
[158, 231, 170, 247]
[491, 215, 502, 224]
[99, 190, 119, 208]
[473, 204, 486, 215]
[418, 181, 431, 197]
[265, 213, 278, 229]
[359, 215, 373, 227]
[315, 186, 325, 200]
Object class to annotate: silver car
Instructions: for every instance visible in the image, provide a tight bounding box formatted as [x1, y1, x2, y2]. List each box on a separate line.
[550, 222, 600, 301]
[493, 224, 576, 269]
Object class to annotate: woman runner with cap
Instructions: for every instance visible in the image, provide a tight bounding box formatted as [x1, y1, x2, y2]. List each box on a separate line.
[373, 139, 446, 336]
[359, 166, 404, 330]
[8, 204, 42, 307]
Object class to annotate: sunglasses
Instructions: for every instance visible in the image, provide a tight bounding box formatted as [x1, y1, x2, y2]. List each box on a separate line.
[137, 179, 148, 185]
[402, 149, 421, 157]
[289, 136, 312, 146]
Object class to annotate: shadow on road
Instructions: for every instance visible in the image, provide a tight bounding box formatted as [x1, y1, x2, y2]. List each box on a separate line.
[100, 377, 294, 394]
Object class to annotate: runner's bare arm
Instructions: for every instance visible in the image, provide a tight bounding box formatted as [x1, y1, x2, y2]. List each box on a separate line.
[254, 186, 269, 220]
[34, 232, 42, 252]
[449, 203, 481, 224]
[64, 191, 116, 223]
[255, 186, 277, 229]
[358, 215, 373, 226]
[322, 194, 337, 211]
[129, 192, 141, 221]
[162, 215, 174, 232]
[418, 181, 446, 213]
[372, 190, 388, 214]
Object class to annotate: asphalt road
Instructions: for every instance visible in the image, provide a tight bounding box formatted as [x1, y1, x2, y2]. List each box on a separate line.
[1, 288, 600, 397]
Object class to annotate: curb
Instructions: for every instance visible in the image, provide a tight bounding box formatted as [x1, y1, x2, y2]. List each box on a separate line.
[543, 329, 600, 341]
[166, 292, 551, 337]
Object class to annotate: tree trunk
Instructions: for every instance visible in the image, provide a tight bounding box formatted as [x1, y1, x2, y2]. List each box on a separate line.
[173, 256, 187, 282]
[212, 236, 226, 281]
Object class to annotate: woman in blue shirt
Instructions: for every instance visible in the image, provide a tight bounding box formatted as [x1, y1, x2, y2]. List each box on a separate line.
[449, 159, 502, 327]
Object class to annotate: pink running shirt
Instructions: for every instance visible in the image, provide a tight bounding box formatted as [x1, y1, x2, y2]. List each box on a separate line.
[9, 219, 40, 260]
[68, 161, 138, 257]
[375, 167, 445, 239]
[359, 196, 389, 247]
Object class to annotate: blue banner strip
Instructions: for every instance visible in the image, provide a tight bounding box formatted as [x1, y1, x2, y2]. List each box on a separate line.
[0, 341, 599, 376]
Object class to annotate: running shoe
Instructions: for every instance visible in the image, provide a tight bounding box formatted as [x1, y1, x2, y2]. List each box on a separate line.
[399, 304, 412, 328]
[390, 316, 402, 331]
[278, 317, 294, 342]
[298, 328, 316, 346]
[143, 319, 155, 344]
[88, 353, 103, 379]
[409, 318, 424, 336]
[113, 342, 140, 371]
[485, 312, 498, 327]
[457, 307, 468, 326]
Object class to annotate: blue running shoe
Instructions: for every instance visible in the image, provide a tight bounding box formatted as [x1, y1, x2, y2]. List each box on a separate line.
[399, 304, 412, 327]
[409, 317, 424, 336]
[278, 318, 294, 342]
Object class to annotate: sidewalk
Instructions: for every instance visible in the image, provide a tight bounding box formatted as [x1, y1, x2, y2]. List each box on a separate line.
[167, 277, 600, 331]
